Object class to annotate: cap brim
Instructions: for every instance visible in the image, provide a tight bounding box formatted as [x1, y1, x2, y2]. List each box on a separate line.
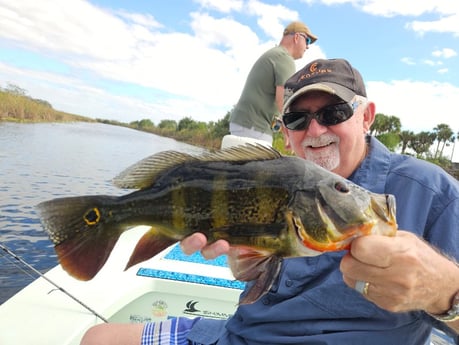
[283, 82, 356, 112]
[308, 33, 318, 44]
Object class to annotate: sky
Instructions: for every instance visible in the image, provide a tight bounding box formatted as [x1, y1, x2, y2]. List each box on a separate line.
[1, 0, 459, 159]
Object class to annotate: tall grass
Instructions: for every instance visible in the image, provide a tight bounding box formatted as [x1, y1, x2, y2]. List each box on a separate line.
[0, 90, 92, 122]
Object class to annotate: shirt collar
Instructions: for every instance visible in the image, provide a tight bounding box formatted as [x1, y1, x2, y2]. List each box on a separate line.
[348, 136, 392, 193]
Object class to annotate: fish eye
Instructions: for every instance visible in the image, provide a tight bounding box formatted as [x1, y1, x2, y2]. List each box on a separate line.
[334, 182, 350, 193]
[84, 208, 101, 225]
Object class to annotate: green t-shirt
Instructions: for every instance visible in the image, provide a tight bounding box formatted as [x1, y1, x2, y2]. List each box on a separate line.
[230, 45, 295, 135]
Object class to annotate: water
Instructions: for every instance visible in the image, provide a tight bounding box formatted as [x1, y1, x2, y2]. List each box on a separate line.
[0, 122, 204, 304]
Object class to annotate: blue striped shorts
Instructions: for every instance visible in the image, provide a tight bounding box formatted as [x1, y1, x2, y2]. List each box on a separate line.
[141, 317, 201, 345]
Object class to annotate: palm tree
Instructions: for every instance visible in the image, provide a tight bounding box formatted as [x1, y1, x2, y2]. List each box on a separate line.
[409, 131, 436, 158]
[433, 123, 454, 159]
[399, 130, 414, 154]
[451, 132, 458, 162]
[370, 114, 401, 136]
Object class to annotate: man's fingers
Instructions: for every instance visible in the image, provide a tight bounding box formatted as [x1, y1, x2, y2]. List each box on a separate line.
[200, 239, 230, 259]
[180, 233, 208, 255]
[180, 234, 230, 259]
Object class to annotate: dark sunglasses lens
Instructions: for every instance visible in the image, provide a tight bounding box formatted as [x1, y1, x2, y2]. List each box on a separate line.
[282, 112, 311, 130]
[306, 36, 312, 45]
[319, 103, 354, 126]
[283, 103, 354, 130]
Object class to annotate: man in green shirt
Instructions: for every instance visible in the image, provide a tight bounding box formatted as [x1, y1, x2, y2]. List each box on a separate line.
[229, 21, 317, 144]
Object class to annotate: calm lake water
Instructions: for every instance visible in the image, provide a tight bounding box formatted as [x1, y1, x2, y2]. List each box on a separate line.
[0, 122, 204, 304]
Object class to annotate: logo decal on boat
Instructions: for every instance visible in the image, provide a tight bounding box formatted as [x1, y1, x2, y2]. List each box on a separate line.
[183, 300, 233, 320]
[184, 300, 200, 313]
[152, 300, 168, 318]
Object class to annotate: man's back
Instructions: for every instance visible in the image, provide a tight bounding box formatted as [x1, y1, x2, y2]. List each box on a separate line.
[230, 45, 295, 135]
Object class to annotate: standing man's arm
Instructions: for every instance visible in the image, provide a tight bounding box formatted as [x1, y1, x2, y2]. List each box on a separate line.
[275, 85, 285, 115]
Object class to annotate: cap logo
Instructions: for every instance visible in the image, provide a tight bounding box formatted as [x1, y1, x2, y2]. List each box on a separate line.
[298, 62, 332, 82]
[310, 62, 318, 73]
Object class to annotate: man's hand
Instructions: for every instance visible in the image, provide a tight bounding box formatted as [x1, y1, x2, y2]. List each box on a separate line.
[340, 231, 459, 318]
[180, 233, 230, 259]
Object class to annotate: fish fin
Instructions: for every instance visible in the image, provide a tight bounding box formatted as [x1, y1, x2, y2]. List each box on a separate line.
[36, 196, 123, 280]
[227, 246, 282, 305]
[125, 227, 177, 270]
[55, 231, 120, 281]
[113, 151, 196, 189]
[113, 144, 282, 190]
[199, 143, 282, 162]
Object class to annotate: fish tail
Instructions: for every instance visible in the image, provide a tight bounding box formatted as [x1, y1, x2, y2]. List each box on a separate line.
[125, 227, 178, 270]
[36, 195, 123, 280]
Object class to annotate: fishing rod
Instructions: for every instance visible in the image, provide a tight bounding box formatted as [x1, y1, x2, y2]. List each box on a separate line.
[0, 242, 108, 323]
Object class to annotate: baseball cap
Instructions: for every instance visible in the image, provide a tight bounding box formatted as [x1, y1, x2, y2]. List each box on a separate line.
[283, 21, 317, 44]
[283, 58, 367, 112]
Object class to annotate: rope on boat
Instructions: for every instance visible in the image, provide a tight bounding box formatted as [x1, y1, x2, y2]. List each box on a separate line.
[0, 242, 108, 323]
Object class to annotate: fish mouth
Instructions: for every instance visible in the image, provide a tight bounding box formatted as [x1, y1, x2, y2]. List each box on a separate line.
[369, 194, 398, 235]
[293, 203, 367, 252]
[372, 194, 396, 223]
[294, 193, 397, 252]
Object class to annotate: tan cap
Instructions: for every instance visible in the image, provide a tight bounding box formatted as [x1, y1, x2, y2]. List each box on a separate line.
[283, 21, 317, 44]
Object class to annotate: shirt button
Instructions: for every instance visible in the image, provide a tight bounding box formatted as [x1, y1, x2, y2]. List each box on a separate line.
[262, 297, 271, 305]
[285, 279, 293, 287]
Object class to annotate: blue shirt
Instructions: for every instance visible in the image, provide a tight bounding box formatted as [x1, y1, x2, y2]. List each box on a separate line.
[188, 137, 459, 345]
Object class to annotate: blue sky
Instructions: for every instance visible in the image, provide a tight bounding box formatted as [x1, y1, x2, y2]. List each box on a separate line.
[1, 1, 458, 158]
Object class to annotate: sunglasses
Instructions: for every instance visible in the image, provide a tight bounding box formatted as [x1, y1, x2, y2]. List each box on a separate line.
[298, 33, 312, 46]
[282, 102, 355, 131]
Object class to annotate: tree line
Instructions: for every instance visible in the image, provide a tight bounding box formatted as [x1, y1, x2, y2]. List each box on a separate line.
[98, 113, 231, 150]
[370, 113, 457, 168]
[113, 112, 459, 177]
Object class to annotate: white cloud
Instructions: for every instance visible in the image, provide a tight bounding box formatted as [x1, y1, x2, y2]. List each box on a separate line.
[0, 1, 256, 118]
[407, 13, 459, 36]
[245, 0, 300, 38]
[401, 57, 416, 65]
[367, 79, 459, 133]
[432, 48, 457, 58]
[422, 59, 442, 66]
[115, 11, 162, 29]
[0, 0, 328, 124]
[0, 62, 231, 123]
[304, 0, 459, 35]
[193, 0, 244, 13]
[303, 0, 458, 17]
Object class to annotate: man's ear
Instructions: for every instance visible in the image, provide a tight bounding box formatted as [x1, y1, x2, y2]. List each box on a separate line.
[363, 102, 376, 134]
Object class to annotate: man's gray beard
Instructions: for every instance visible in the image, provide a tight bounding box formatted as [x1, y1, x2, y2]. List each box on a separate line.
[301, 134, 340, 171]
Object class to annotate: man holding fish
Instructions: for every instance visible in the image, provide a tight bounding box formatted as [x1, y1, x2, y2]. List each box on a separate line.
[78, 58, 459, 344]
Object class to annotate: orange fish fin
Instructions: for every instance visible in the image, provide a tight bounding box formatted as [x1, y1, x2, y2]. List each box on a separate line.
[227, 246, 282, 304]
[125, 227, 177, 270]
[55, 231, 122, 281]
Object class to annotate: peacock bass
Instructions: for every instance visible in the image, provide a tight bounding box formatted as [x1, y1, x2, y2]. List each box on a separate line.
[37, 144, 397, 304]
